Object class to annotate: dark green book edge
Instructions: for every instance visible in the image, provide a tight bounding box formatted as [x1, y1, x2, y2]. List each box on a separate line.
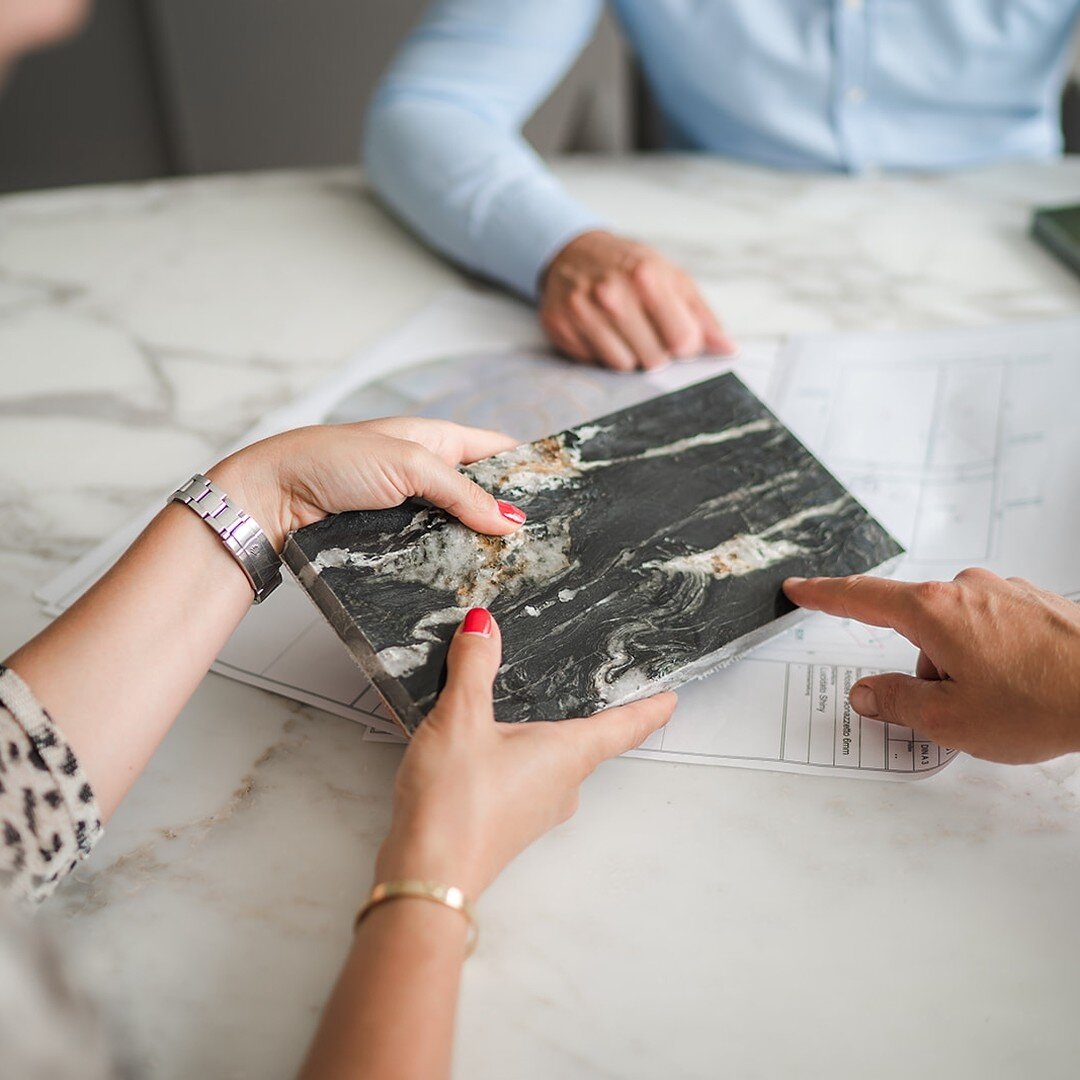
[1032, 204, 1080, 279]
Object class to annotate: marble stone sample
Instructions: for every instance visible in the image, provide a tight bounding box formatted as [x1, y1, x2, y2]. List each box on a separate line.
[283, 373, 903, 733]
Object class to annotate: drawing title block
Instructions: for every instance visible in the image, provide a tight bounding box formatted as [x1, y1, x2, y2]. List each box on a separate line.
[283, 373, 903, 734]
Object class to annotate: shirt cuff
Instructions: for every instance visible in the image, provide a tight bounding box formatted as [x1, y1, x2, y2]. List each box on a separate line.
[0, 665, 103, 906]
[481, 181, 608, 301]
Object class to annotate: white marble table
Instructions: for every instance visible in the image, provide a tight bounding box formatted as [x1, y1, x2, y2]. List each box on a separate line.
[3, 157, 1080, 1079]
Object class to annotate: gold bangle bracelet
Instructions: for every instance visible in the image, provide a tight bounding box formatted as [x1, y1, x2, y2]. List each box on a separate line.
[354, 880, 478, 956]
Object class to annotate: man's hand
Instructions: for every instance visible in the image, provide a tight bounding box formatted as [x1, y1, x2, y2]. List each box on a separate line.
[539, 230, 736, 372]
[784, 569, 1080, 764]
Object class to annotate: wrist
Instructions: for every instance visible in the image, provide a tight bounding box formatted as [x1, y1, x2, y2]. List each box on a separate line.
[552, 228, 615, 263]
[543, 228, 614, 284]
[375, 825, 487, 902]
[206, 447, 291, 553]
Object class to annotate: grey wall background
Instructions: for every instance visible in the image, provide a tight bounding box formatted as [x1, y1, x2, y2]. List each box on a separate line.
[0, 0, 1077, 195]
[0, 0, 631, 193]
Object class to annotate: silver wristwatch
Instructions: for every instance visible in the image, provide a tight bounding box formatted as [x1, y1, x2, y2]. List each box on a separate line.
[168, 473, 283, 603]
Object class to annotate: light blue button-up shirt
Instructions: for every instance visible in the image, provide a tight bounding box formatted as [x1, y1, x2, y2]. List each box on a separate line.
[364, 0, 1080, 299]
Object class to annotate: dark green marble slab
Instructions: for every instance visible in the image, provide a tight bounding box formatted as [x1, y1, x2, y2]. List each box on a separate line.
[283, 373, 903, 734]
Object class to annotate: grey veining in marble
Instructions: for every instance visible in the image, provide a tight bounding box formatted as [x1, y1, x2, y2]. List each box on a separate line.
[285, 373, 902, 731]
[7, 160, 1080, 1080]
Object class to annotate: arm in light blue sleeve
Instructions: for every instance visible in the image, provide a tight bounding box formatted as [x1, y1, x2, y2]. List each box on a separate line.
[363, 0, 609, 301]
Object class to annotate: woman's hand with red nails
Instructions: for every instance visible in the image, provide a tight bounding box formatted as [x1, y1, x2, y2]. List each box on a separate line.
[207, 416, 527, 551]
[375, 610, 678, 898]
[784, 569, 1080, 764]
[539, 230, 737, 372]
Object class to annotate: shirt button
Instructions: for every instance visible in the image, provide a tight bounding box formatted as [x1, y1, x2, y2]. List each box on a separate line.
[846, 86, 867, 105]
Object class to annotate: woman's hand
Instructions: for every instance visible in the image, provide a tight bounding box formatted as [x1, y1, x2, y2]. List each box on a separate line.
[375, 609, 678, 898]
[8, 417, 529, 827]
[299, 612, 673, 1080]
[209, 417, 528, 551]
[784, 569, 1080, 764]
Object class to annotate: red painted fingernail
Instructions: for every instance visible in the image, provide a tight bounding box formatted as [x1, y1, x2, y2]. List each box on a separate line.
[461, 608, 492, 637]
[497, 500, 527, 525]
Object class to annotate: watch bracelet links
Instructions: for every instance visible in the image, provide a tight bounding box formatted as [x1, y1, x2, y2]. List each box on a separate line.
[355, 880, 478, 956]
[168, 473, 283, 603]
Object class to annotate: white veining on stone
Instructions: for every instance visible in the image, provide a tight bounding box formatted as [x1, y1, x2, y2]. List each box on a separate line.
[316, 509, 577, 615]
[584, 417, 777, 469]
[375, 643, 431, 679]
[466, 436, 587, 496]
[311, 546, 350, 571]
[758, 494, 853, 535]
[641, 493, 851, 584]
[646, 533, 804, 581]
[467, 417, 778, 500]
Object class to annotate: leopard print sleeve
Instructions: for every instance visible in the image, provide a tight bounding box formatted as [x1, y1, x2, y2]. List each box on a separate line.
[0, 666, 103, 906]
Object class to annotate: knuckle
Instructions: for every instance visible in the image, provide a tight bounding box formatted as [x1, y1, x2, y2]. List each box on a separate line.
[398, 416, 438, 442]
[592, 276, 623, 312]
[438, 679, 490, 720]
[631, 257, 662, 293]
[397, 437, 428, 470]
[464, 476, 495, 510]
[388, 440, 429, 492]
[566, 289, 593, 319]
[914, 580, 952, 610]
[364, 417, 408, 443]
[871, 679, 905, 723]
[875, 680, 900, 718]
[835, 575, 865, 618]
[955, 567, 995, 586]
[453, 485, 496, 522]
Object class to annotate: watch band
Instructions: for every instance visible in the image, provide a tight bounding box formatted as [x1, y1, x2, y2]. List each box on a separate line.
[168, 473, 283, 603]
